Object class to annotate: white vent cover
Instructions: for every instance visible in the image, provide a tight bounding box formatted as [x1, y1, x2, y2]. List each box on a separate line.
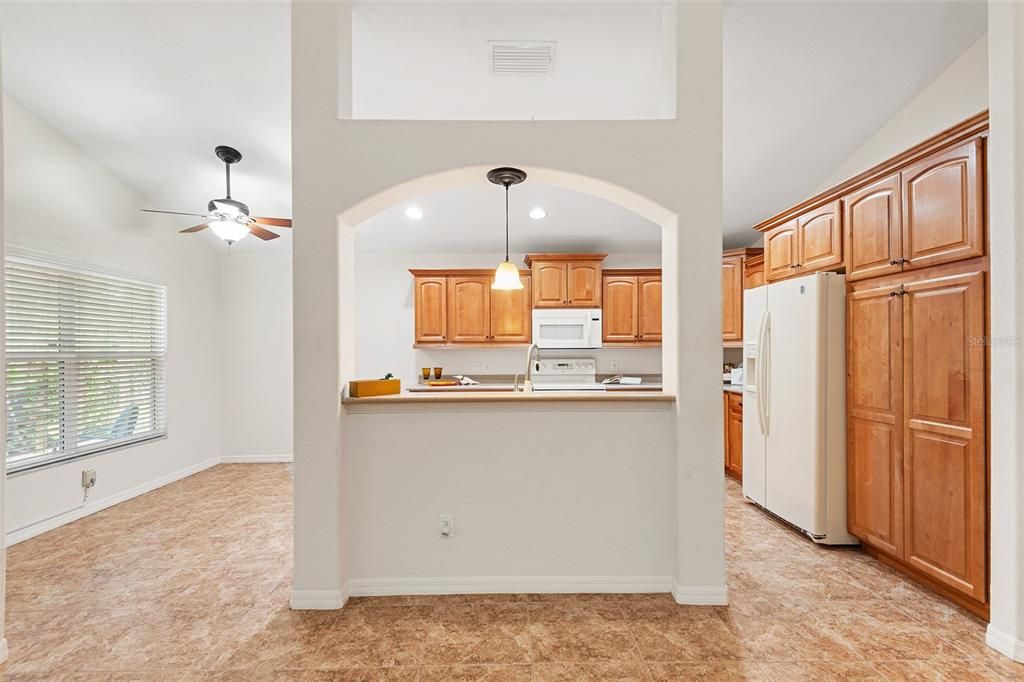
[489, 41, 556, 76]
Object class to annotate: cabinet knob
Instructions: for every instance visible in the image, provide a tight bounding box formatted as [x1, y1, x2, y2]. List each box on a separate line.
[890, 260, 899, 265]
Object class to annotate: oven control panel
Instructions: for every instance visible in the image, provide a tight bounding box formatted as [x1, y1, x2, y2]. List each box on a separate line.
[534, 358, 597, 377]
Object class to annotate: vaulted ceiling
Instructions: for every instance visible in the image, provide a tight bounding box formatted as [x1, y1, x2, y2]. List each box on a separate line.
[0, 1, 987, 253]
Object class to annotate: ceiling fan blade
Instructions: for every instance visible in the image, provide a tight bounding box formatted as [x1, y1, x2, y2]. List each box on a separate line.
[248, 224, 280, 241]
[142, 209, 210, 218]
[179, 223, 209, 233]
[251, 216, 292, 228]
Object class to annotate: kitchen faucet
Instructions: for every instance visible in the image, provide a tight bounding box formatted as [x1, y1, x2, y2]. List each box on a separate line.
[523, 343, 540, 392]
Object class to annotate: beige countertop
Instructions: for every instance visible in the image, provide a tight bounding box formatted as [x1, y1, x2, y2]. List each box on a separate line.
[343, 390, 676, 405]
[723, 383, 743, 394]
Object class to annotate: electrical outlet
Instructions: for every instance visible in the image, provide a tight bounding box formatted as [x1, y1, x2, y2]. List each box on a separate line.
[481, 362, 490, 372]
[81, 469, 97, 489]
[610, 360, 619, 371]
[440, 513, 454, 538]
[472, 362, 482, 372]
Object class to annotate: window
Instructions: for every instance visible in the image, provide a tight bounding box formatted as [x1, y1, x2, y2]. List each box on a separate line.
[5, 253, 167, 473]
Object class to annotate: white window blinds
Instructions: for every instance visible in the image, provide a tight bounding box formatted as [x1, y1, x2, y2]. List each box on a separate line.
[5, 254, 167, 472]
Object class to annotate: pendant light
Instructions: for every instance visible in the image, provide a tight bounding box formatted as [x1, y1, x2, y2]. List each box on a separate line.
[488, 167, 527, 290]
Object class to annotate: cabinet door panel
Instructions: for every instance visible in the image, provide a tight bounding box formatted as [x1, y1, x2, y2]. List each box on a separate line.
[637, 276, 662, 342]
[602, 276, 638, 342]
[764, 220, 798, 282]
[844, 174, 903, 282]
[532, 262, 567, 308]
[744, 256, 765, 289]
[847, 282, 903, 557]
[447, 276, 490, 343]
[902, 270, 986, 602]
[798, 200, 843, 271]
[722, 256, 744, 341]
[490, 275, 531, 343]
[726, 393, 743, 480]
[902, 140, 984, 270]
[414, 277, 447, 344]
[567, 262, 601, 307]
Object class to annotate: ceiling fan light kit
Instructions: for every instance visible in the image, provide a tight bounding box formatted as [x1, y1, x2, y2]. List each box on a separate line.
[141, 145, 292, 245]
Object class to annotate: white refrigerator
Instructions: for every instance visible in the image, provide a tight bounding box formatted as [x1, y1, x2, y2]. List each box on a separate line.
[742, 272, 857, 545]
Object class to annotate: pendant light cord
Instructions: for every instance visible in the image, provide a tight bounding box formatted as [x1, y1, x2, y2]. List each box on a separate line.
[225, 162, 232, 199]
[504, 183, 510, 261]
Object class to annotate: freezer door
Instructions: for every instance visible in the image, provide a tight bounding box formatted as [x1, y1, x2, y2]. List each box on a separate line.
[764, 274, 827, 536]
[742, 286, 768, 505]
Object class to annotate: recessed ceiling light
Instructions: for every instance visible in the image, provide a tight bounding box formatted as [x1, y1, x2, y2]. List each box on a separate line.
[405, 206, 424, 220]
[529, 207, 546, 220]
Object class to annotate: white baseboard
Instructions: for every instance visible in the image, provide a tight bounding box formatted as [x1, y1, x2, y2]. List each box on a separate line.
[220, 453, 293, 464]
[346, 575, 674, 597]
[6, 457, 221, 546]
[986, 624, 1024, 662]
[672, 585, 729, 605]
[291, 587, 350, 610]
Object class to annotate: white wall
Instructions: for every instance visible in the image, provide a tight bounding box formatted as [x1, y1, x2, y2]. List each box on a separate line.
[291, 0, 724, 609]
[2, 96, 223, 540]
[355, 252, 662, 388]
[220, 252, 293, 460]
[986, 1, 1024, 663]
[814, 34, 988, 193]
[351, 2, 676, 121]
[344, 402, 675, 592]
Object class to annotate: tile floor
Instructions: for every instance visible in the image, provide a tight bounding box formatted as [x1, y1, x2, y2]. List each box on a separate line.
[1, 464, 1020, 680]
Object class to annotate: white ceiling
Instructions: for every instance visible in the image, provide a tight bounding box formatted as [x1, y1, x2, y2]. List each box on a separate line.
[723, 0, 986, 246]
[0, 1, 987, 253]
[354, 181, 661, 254]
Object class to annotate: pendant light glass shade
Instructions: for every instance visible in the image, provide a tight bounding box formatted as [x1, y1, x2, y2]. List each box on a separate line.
[492, 259, 524, 290]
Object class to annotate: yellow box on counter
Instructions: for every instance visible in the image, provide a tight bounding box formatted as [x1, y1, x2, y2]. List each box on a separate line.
[348, 378, 401, 398]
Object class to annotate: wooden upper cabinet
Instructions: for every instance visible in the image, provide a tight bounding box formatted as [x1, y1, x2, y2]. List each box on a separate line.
[637, 276, 662, 342]
[844, 174, 903, 282]
[567, 262, 601, 307]
[722, 255, 744, 341]
[847, 279, 904, 559]
[527, 254, 606, 308]
[744, 255, 765, 289]
[901, 268, 986, 602]
[414, 276, 447, 344]
[901, 139, 984, 271]
[764, 220, 799, 282]
[447, 276, 490, 343]
[798, 200, 843, 272]
[600, 270, 662, 345]
[532, 261, 567, 308]
[602, 276, 638, 343]
[489, 276, 532, 344]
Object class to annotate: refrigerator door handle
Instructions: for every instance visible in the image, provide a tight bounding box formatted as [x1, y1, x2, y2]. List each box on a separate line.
[756, 309, 769, 436]
[759, 310, 771, 436]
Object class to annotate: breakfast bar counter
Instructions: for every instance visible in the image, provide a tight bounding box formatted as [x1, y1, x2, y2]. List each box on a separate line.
[342, 390, 676, 405]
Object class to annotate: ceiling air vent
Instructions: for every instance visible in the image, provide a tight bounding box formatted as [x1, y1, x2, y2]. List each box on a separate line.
[489, 41, 556, 76]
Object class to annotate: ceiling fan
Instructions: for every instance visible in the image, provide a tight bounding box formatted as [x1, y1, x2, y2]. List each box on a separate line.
[142, 145, 291, 244]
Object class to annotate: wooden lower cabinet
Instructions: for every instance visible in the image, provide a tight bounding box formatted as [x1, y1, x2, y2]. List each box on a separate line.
[724, 391, 743, 480]
[847, 260, 988, 613]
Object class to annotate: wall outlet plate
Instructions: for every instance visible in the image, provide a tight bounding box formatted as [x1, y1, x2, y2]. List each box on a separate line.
[81, 469, 97, 489]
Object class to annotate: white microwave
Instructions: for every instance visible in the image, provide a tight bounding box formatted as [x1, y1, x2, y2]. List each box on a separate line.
[532, 308, 603, 349]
